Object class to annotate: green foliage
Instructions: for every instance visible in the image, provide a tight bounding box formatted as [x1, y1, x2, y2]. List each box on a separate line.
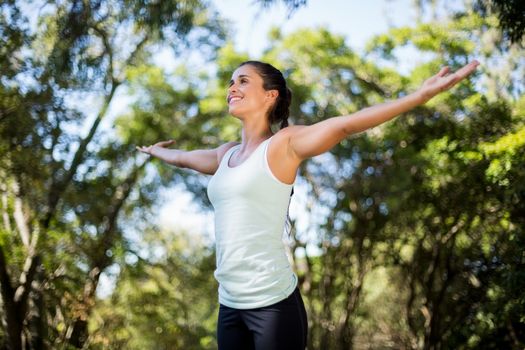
[89, 230, 218, 349]
[416, 0, 525, 45]
[254, 6, 524, 348]
[255, 0, 308, 16]
[0, 0, 225, 348]
[474, 0, 525, 44]
[1, 0, 524, 349]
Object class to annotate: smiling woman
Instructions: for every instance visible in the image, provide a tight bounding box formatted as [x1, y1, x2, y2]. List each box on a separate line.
[228, 61, 292, 130]
[136, 59, 479, 349]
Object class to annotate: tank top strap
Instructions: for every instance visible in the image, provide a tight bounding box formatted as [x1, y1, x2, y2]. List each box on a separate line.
[219, 144, 240, 169]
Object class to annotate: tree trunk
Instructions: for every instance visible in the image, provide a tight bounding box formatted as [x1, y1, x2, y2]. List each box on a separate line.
[66, 163, 145, 348]
[0, 247, 40, 350]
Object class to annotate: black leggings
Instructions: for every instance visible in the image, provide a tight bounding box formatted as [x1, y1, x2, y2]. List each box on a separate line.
[217, 287, 308, 350]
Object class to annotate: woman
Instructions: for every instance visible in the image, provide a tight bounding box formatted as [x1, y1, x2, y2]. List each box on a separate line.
[137, 59, 479, 349]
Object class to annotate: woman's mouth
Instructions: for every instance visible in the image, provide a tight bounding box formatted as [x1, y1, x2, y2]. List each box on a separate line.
[228, 96, 243, 104]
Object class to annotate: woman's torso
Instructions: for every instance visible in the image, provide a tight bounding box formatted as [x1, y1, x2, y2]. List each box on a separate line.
[207, 134, 298, 309]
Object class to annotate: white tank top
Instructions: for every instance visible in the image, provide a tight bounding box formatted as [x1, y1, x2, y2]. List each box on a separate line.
[207, 135, 298, 309]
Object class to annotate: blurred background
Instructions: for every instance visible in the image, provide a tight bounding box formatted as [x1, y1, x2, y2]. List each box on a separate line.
[0, 0, 524, 348]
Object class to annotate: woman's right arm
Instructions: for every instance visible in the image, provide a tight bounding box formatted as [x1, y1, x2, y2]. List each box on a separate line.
[136, 140, 238, 175]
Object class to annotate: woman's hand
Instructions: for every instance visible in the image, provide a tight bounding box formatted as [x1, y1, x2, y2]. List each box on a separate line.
[418, 60, 480, 103]
[136, 140, 175, 156]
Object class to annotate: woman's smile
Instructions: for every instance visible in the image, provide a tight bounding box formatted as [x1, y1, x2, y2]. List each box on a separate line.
[227, 95, 243, 104]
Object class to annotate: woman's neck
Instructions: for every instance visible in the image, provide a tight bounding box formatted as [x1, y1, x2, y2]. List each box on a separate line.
[239, 126, 274, 151]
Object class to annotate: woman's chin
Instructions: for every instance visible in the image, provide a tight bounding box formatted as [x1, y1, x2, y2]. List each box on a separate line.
[228, 106, 243, 117]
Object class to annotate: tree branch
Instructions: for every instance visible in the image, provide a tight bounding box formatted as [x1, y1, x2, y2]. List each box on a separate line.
[12, 181, 31, 247]
[0, 244, 14, 304]
[1, 182, 12, 232]
[14, 242, 40, 316]
[43, 30, 150, 229]
[43, 78, 119, 229]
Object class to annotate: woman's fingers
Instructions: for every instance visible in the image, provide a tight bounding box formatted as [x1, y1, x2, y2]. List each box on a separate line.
[136, 140, 174, 154]
[420, 60, 479, 101]
[136, 145, 150, 153]
[437, 66, 450, 77]
[437, 60, 478, 78]
[156, 140, 175, 147]
[443, 61, 480, 89]
[454, 60, 480, 79]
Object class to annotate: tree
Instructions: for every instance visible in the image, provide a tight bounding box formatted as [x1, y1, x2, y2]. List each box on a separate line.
[417, 0, 525, 45]
[0, 0, 225, 348]
[2, 0, 523, 348]
[260, 0, 525, 45]
[254, 6, 523, 349]
[476, 0, 525, 44]
[89, 229, 218, 349]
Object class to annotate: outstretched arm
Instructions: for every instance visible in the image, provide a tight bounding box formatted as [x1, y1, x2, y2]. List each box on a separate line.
[136, 140, 238, 175]
[288, 61, 480, 161]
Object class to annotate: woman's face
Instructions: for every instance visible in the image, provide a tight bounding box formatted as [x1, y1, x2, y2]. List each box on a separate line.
[227, 65, 276, 118]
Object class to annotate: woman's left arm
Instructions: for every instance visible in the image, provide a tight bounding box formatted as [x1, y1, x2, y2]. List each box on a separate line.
[288, 61, 480, 161]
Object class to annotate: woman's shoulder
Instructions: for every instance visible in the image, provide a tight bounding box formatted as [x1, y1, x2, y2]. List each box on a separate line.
[272, 124, 307, 144]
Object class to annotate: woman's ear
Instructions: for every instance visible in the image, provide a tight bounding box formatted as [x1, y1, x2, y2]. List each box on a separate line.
[266, 89, 279, 102]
